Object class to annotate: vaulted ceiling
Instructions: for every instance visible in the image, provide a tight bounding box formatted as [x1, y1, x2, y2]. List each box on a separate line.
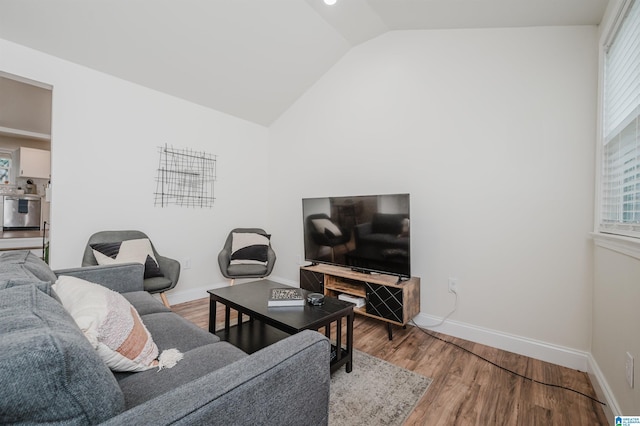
[0, 0, 609, 126]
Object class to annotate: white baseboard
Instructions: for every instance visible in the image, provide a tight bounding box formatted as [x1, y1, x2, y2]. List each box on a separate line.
[265, 275, 298, 287]
[587, 353, 619, 418]
[416, 314, 616, 416]
[160, 282, 225, 305]
[160, 275, 294, 306]
[412, 313, 590, 371]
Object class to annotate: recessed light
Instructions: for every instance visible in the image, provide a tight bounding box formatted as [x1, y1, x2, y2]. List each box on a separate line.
[324, 0, 337, 5]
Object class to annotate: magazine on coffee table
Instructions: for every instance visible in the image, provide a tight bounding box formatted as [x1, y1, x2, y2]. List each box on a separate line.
[268, 288, 306, 307]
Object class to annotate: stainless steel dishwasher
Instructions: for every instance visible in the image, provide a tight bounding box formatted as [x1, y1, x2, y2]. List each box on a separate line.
[3, 195, 41, 230]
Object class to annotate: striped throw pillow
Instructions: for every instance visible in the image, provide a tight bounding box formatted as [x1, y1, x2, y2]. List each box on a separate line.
[53, 275, 159, 372]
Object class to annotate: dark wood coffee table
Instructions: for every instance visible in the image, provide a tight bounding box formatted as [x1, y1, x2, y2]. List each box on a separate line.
[208, 279, 354, 373]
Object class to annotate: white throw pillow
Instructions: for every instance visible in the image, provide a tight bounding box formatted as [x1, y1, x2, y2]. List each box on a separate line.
[53, 275, 159, 372]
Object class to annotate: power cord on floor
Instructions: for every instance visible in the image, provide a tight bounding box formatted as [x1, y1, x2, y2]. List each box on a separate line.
[418, 288, 458, 328]
[409, 319, 607, 406]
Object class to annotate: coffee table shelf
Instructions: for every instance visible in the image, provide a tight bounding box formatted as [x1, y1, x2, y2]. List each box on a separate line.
[215, 321, 351, 373]
[214, 320, 290, 355]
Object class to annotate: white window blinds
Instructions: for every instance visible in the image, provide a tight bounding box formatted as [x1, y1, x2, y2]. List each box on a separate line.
[601, 0, 640, 237]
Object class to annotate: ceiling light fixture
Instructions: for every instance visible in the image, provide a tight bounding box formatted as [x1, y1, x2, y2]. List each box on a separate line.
[324, 0, 337, 5]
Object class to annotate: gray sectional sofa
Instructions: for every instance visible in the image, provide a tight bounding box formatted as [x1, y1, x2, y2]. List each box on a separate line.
[0, 250, 330, 425]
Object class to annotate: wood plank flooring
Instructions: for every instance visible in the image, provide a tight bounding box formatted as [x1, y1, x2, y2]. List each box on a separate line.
[171, 297, 609, 425]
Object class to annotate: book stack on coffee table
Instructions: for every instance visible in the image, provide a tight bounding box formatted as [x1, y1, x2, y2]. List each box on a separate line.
[268, 288, 306, 307]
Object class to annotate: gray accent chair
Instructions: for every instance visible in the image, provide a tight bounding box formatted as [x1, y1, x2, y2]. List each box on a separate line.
[218, 228, 276, 285]
[82, 230, 180, 307]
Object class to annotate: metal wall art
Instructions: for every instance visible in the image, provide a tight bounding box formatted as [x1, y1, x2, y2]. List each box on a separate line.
[154, 144, 217, 208]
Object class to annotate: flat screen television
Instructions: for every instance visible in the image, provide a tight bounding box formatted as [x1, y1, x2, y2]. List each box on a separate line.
[302, 193, 410, 278]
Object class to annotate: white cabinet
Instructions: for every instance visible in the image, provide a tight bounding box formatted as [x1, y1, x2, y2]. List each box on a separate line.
[0, 73, 52, 140]
[18, 147, 50, 179]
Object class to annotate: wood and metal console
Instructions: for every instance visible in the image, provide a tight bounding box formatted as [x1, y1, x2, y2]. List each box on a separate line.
[300, 264, 420, 340]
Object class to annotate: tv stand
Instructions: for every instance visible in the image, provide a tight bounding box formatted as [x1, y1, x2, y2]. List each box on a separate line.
[300, 264, 420, 340]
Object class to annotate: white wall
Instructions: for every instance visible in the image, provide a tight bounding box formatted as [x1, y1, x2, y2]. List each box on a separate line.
[1, 19, 620, 409]
[592, 242, 640, 415]
[589, 0, 640, 415]
[269, 26, 597, 358]
[0, 39, 270, 302]
[0, 24, 604, 369]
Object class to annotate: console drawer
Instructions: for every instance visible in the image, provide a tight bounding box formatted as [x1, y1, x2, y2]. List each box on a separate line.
[300, 268, 324, 293]
[365, 282, 404, 323]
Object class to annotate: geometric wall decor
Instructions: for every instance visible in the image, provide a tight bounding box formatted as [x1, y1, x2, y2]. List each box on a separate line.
[154, 144, 217, 208]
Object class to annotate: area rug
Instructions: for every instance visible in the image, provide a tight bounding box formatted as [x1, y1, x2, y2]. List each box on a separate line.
[329, 350, 432, 426]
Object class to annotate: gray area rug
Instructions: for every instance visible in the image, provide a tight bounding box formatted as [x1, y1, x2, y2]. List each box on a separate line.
[329, 350, 432, 426]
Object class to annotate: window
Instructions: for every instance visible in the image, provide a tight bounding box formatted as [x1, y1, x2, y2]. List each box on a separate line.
[600, 0, 640, 238]
[0, 153, 11, 184]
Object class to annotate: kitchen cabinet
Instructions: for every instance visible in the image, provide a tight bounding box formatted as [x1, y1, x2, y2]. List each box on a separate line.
[0, 73, 52, 180]
[18, 147, 50, 179]
[0, 73, 52, 141]
[0, 126, 50, 141]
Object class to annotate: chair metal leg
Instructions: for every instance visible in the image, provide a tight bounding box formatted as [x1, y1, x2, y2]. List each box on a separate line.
[160, 292, 170, 308]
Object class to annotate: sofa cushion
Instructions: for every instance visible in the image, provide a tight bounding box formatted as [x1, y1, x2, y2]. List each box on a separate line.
[53, 275, 160, 372]
[122, 290, 172, 315]
[0, 277, 54, 294]
[0, 284, 125, 424]
[0, 250, 57, 283]
[91, 238, 164, 279]
[230, 232, 270, 265]
[117, 342, 247, 409]
[141, 311, 220, 353]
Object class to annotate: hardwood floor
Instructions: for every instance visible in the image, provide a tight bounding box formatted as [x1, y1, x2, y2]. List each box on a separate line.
[171, 297, 609, 425]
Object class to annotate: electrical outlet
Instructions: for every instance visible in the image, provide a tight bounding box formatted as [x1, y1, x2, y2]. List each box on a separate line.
[183, 258, 192, 270]
[626, 352, 634, 388]
[448, 277, 458, 293]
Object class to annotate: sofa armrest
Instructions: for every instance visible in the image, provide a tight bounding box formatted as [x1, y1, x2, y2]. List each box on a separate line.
[53, 263, 144, 293]
[102, 330, 330, 426]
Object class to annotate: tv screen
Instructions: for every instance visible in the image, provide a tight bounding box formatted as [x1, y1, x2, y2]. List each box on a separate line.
[302, 194, 410, 278]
